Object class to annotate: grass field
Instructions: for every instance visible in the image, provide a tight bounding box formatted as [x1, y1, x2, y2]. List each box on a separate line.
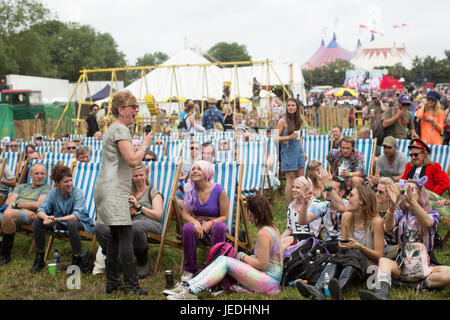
[0, 190, 449, 301]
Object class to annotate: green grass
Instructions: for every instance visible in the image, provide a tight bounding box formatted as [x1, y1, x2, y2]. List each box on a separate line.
[1, 190, 449, 300]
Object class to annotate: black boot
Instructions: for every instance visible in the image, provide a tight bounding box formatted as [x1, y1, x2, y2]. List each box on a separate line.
[105, 259, 124, 294]
[0, 233, 15, 266]
[359, 281, 391, 300]
[329, 266, 354, 300]
[30, 251, 45, 273]
[295, 280, 326, 300]
[122, 262, 148, 295]
[135, 252, 149, 279]
[71, 254, 82, 267]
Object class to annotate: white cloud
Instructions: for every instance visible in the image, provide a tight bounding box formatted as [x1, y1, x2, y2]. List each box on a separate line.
[40, 0, 449, 66]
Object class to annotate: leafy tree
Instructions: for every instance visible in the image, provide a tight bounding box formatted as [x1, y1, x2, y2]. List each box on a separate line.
[0, 0, 51, 36]
[303, 59, 355, 88]
[135, 52, 168, 67]
[206, 42, 251, 66]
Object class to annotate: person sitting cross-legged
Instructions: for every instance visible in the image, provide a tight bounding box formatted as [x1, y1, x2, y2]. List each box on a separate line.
[0, 163, 51, 266]
[30, 164, 94, 273]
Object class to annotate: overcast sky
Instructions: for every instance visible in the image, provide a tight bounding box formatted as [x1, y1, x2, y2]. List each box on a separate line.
[41, 0, 449, 66]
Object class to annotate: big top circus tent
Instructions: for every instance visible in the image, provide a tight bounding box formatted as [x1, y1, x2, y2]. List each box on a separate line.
[302, 33, 358, 70]
[350, 34, 413, 70]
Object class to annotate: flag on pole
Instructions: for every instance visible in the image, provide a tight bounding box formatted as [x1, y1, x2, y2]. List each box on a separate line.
[393, 25, 400, 28]
[359, 24, 368, 28]
[370, 29, 377, 34]
[401, 23, 408, 27]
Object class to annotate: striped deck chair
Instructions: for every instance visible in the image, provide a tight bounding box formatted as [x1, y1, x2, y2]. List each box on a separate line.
[166, 140, 184, 161]
[237, 140, 267, 197]
[396, 139, 411, 155]
[84, 140, 103, 151]
[214, 150, 235, 163]
[148, 145, 166, 161]
[89, 149, 102, 162]
[43, 161, 100, 261]
[429, 144, 450, 172]
[42, 152, 75, 168]
[0, 151, 25, 182]
[303, 135, 330, 170]
[170, 161, 248, 271]
[143, 160, 183, 273]
[342, 128, 354, 137]
[37, 146, 56, 155]
[354, 138, 377, 176]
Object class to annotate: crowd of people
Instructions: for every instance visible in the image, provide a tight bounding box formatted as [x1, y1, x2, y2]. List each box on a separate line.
[0, 86, 449, 301]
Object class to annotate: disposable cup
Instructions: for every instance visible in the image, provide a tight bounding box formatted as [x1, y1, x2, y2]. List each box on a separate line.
[48, 263, 57, 276]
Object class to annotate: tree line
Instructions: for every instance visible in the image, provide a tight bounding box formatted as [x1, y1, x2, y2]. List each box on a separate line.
[302, 52, 450, 89]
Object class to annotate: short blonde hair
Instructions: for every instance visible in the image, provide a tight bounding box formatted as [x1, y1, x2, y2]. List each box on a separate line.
[111, 90, 137, 118]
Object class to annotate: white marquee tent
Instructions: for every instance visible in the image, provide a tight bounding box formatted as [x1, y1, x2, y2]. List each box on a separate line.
[350, 34, 413, 70]
[123, 48, 306, 114]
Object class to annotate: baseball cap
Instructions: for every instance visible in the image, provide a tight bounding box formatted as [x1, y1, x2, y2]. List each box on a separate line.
[382, 136, 397, 147]
[398, 93, 412, 105]
[427, 90, 441, 101]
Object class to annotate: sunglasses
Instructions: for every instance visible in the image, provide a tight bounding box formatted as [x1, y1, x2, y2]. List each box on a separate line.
[36, 137, 43, 140]
[67, 146, 76, 150]
[191, 147, 200, 151]
[410, 152, 422, 158]
[375, 188, 385, 196]
[10, 144, 18, 147]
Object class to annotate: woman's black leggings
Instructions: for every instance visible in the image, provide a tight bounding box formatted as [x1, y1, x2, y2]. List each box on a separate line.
[106, 225, 134, 264]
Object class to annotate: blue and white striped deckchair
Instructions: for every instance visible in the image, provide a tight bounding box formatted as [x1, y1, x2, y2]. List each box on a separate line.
[354, 138, 377, 176]
[342, 128, 354, 137]
[429, 145, 450, 172]
[44, 161, 100, 258]
[396, 139, 411, 155]
[84, 140, 103, 150]
[166, 140, 184, 161]
[42, 152, 74, 166]
[0, 151, 24, 179]
[89, 149, 102, 162]
[303, 135, 330, 170]
[37, 146, 55, 155]
[143, 160, 182, 272]
[70, 134, 85, 140]
[72, 161, 101, 224]
[148, 145, 166, 161]
[302, 128, 319, 136]
[214, 150, 235, 163]
[237, 140, 267, 195]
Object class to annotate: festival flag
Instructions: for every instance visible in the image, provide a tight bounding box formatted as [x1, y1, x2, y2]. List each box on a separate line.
[370, 29, 377, 34]
[401, 23, 408, 27]
[393, 25, 400, 28]
[359, 24, 368, 28]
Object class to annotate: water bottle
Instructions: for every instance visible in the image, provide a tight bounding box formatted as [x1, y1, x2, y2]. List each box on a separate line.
[54, 249, 60, 272]
[324, 272, 330, 297]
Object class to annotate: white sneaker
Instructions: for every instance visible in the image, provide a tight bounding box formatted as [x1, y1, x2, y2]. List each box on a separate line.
[163, 282, 186, 296]
[167, 286, 198, 300]
[181, 271, 194, 282]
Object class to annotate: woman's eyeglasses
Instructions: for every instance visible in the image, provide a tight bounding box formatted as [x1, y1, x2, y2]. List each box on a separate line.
[410, 152, 422, 158]
[123, 104, 139, 109]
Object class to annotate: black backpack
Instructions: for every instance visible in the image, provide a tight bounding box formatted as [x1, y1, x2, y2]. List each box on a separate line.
[281, 237, 329, 286]
[178, 114, 189, 130]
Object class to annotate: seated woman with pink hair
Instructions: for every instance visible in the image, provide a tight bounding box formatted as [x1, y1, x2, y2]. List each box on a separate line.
[180, 160, 229, 282]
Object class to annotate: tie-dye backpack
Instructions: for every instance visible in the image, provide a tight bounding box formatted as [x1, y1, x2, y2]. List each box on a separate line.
[398, 242, 432, 282]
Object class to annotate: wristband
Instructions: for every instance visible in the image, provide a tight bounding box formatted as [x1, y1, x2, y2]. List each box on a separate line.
[349, 172, 353, 178]
[358, 243, 363, 251]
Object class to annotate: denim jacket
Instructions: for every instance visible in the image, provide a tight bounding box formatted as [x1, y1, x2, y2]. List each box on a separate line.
[37, 186, 95, 234]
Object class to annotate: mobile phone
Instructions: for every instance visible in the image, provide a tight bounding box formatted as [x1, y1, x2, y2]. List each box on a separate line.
[339, 239, 350, 243]
[145, 124, 152, 135]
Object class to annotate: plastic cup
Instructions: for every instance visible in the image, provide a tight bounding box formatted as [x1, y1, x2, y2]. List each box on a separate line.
[48, 263, 57, 276]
